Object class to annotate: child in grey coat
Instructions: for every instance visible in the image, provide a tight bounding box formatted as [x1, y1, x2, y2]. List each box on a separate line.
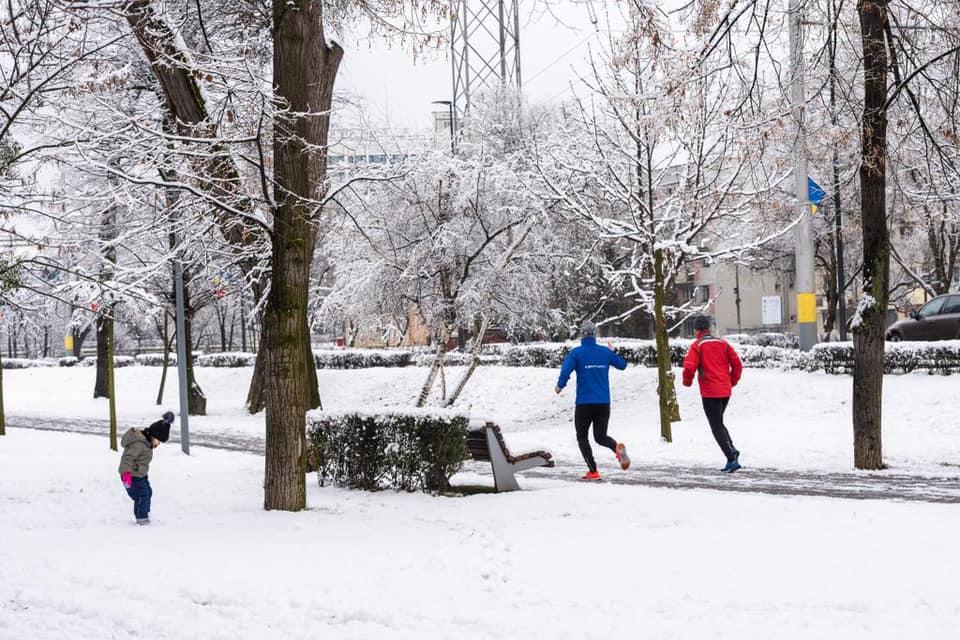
[119, 412, 172, 525]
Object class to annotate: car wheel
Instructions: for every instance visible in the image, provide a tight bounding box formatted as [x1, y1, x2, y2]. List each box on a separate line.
[887, 332, 902, 342]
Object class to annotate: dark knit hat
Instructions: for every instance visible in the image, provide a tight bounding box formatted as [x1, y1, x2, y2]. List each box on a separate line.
[693, 315, 712, 332]
[162, 411, 175, 425]
[144, 419, 171, 443]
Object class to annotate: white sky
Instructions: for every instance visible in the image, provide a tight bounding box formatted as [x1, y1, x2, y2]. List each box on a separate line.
[336, 1, 621, 130]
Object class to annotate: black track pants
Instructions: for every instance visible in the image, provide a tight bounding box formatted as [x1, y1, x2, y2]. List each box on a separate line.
[575, 404, 618, 472]
[702, 397, 737, 462]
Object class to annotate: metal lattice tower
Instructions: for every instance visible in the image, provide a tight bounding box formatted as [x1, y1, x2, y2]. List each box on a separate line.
[450, 0, 521, 126]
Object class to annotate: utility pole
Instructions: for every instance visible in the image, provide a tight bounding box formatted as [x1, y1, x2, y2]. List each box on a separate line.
[829, 0, 848, 340]
[174, 257, 190, 454]
[790, 0, 818, 351]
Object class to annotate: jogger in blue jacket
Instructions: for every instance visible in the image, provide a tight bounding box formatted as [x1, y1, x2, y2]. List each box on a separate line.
[555, 321, 631, 480]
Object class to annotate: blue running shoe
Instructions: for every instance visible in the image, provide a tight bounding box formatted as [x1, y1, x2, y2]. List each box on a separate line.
[722, 460, 741, 473]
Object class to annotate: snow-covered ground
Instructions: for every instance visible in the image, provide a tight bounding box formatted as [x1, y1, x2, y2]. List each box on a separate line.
[1, 430, 958, 639]
[4, 364, 959, 476]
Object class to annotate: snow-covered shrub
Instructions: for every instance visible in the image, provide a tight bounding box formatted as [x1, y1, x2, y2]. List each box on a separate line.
[135, 353, 177, 366]
[421, 351, 503, 367]
[501, 343, 571, 367]
[195, 352, 257, 367]
[114, 356, 136, 368]
[2, 358, 37, 369]
[735, 345, 804, 369]
[70, 356, 135, 368]
[809, 341, 960, 375]
[313, 349, 412, 369]
[307, 409, 470, 492]
[724, 333, 800, 349]
[500, 340, 689, 368]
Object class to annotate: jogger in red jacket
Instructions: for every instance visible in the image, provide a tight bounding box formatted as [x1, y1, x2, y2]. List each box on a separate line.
[682, 315, 744, 473]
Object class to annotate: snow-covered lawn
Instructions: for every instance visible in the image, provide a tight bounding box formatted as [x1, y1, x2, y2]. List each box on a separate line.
[4, 364, 960, 475]
[1, 430, 958, 639]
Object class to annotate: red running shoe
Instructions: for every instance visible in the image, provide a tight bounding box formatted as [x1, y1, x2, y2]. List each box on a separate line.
[616, 443, 631, 470]
[581, 470, 602, 481]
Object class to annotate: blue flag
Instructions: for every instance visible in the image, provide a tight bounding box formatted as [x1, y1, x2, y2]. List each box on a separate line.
[808, 177, 826, 207]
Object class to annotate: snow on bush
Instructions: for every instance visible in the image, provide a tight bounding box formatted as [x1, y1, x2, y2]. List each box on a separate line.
[71, 356, 134, 368]
[313, 349, 412, 369]
[1, 357, 56, 369]
[724, 333, 800, 349]
[810, 341, 960, 375]
[307, 409, 470, 493]
[195, 352, 257, 368]
[500, 340, 690, 368]
[58, 356, 79, 367]
[115, 356, 137, 368]
[135, 353, 177, 366]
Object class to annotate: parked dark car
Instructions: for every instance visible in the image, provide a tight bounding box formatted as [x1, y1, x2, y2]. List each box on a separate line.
[886, 294, 960, 341]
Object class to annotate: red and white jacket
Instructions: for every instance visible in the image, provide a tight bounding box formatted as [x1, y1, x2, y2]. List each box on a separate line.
[682, 331, 743, 398]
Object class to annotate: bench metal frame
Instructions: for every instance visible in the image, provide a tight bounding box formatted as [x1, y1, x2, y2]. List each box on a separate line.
[469, 422, 554, 492]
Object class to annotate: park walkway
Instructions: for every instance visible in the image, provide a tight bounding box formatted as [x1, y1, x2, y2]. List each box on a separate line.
[8, 415, 960, 504]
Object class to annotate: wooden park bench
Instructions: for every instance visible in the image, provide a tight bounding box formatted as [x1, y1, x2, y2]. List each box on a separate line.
[466, 422, 554, 492]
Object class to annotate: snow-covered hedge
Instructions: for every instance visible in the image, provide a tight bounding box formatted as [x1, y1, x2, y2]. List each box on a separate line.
[73, 355, 135, 368]
[724, 333, 800, 349]
[313, 349, 413, 369]
[307, 409, 470, 492]
[135, 353, 177, 366]
[735, 345, 811, 370]
[195, 352, 257, 368]
[1, 357, 56, 369]
[810, 341, 960, 375]
[500, 340, 690, 368]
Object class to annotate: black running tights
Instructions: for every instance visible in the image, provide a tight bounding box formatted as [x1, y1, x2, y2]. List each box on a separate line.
[575, 404, 617, 472]
[702, 397, 737, 462]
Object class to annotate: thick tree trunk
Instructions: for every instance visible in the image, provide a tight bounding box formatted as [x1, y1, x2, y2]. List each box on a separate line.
[653, 249, 679, 442]
[852, 0, 889, 471]
[247, 317, 319, 413]
[93, 315, 111, 398]
[94, 178, 118, 398]
[263, 0, 341, 511]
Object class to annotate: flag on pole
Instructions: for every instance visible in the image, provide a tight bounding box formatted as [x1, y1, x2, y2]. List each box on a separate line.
[808, 177, 826, 214]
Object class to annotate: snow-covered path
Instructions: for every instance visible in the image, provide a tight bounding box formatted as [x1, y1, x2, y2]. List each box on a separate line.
[9, 415, 960, 504]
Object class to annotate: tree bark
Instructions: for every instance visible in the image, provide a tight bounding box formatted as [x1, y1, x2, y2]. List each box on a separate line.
[852, 0, 889, 471]
[94, 315, 112, 398]
[653, 248, 680, 442]
[263, 0, 341, 511]
[94, 173, 118, 398]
